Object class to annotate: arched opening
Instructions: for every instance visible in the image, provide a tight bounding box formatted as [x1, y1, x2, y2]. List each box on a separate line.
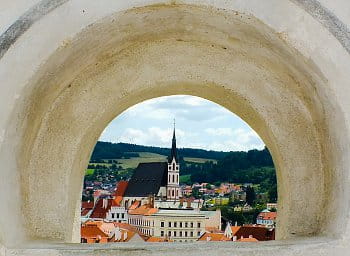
[18, 5, 330, 241]
[1, 3, 347, 254]
[81, 95, 278, 243]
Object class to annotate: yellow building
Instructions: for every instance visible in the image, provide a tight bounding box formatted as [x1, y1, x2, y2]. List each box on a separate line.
[128, 207, 221, 242]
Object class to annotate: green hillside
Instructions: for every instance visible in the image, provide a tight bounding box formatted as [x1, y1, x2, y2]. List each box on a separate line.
[115, 152, 167, 169]
[84, 141, 277, 203]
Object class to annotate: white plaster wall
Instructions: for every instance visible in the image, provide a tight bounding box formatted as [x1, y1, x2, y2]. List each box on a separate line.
[0, 0, 350, 255]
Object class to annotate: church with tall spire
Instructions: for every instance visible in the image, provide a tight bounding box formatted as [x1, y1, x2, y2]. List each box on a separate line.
[166, 120, 181, 201]
[123, 121, 181, 204]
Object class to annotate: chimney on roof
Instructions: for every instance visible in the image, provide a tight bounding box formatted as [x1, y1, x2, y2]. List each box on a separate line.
[148, 194, 155, 208]
[206, 236, 211, 242]
[102, 198, 108, 209]
[249, 235, 253, 239]
[179, 198, 185, 207]
[123, 231, 128, 241]
[114, 227, 121, 241]
[186, 199, 191, 208]
[233, 236, 237, 241]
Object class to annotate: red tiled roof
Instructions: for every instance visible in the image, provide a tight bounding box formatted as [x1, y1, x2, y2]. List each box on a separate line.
[238, 237, 259, 242]
[198, 233, 231, 241]
[128, 200, 141, 210]
[233, 226, 275, 241]
[90, 198, 112, 219]
[82, 201, 94, 209]
[257, 212, 277, 220]
[230, 226, 241, 235]
[113, 223, 138, 232]
[128, 205, 158, 216]
[115, 181, 128, 197]
[81, 209, 91, 216]
[112, 196, 123, 206]
[81, 225, 109, 239]
[205, 227, 223, 233]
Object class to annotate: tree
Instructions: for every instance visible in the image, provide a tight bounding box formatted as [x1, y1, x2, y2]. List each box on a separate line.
[268, 183, 278, 203]
[246, 186, 256, 206]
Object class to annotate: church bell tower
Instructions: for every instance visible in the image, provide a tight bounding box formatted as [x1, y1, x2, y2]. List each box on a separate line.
[167, 120, 180, 201]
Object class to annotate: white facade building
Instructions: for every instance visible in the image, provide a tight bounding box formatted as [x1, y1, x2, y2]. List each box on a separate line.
[105, 206, 128, 223]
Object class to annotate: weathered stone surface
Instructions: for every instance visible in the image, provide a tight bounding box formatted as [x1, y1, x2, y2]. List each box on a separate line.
[0, 0, 349, 255]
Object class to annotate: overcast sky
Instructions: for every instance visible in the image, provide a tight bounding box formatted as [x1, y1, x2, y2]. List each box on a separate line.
[99, 95, 265, 152]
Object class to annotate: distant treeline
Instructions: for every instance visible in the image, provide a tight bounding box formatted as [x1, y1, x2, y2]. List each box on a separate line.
[91, 141, 230, 160]
[180, 148, 275, 184]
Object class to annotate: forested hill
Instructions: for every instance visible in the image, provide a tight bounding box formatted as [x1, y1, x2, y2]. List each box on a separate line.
[88, 141, 276, 199]
[91, 141, 230, 160]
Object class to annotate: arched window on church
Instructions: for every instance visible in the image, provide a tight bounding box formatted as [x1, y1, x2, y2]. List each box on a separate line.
[173, 162, 175, 170]
[172, 174, 175, 183]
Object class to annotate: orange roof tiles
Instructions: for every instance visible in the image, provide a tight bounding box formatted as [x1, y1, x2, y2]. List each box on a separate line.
[82, 201, 94, 209]
[113, 223, 138, 232]
[112, 196, 123, 206]
[233, 226, 275, 241]
[115, 181, 128, 197]
[81, 209, 91, 216]
[198, 233, 231, 242]
[258, 211, 277, 220]
[230, 226, 241, 235]
[81, 225, 109, 239]
[128, 200, 141, 210]
[205, 227, 223, 233]
[238, 237, 259, 242]
[128, 205, 158, 216]
[90, 198, 112, 219]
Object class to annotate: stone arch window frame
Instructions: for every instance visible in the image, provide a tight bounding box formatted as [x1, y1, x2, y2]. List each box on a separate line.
[1, 1, 348, 255]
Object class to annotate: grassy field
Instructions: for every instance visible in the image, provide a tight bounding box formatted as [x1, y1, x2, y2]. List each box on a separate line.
[115, 152, 167, 169]
[184, 157, 217, 164]
[86, 152, 216, 172]
[85, 169, 95, 175]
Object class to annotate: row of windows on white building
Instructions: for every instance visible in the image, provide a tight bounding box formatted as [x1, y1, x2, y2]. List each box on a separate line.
[160, 230, 201, 238]
[160, 221, 201, 228]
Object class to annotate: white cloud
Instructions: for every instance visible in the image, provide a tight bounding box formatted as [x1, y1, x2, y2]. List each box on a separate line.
[122, 95, 226, 122]
[203, 127, 263, 151]
[116, 127, 188, 147]
[205, 128, 234, 136]
[99, 95, 266, 152]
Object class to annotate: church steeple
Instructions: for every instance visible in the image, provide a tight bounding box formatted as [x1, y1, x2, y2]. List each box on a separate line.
[169, 119, 178, 163]
[166, 119, 180, 201]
